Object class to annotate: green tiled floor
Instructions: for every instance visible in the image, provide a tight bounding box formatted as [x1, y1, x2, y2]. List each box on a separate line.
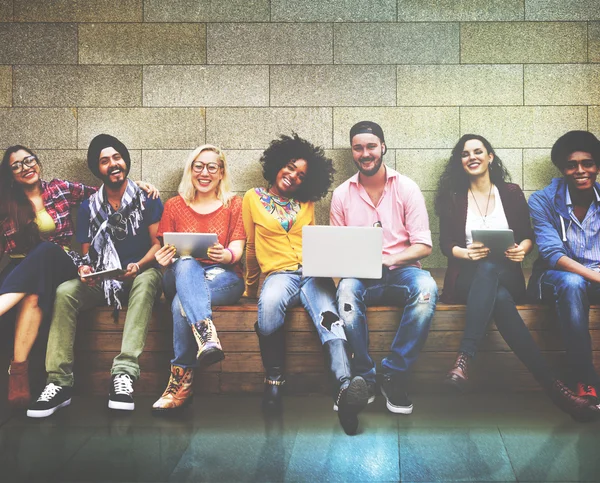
[0, 392, 599, 482]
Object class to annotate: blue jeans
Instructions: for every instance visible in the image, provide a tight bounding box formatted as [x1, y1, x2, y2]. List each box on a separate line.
[541, 269, 600, 387]
[163, 258, 244, 368]
[337, 266, 438, 382]
[257, 270, 346, 344]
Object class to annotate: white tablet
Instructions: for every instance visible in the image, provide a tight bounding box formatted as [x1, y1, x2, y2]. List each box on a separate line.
[81, 268, 125, 280]
[471, 229, 515, 256]
[163, 232, 218, 259]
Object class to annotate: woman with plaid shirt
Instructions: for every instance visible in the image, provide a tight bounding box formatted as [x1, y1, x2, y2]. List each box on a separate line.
[0, 145, 99, 408]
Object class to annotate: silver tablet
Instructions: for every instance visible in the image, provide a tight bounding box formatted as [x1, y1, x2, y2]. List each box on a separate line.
[81, 268, 125, 280]
[471, 229, 515, 256]
[162, 232, 218, 259]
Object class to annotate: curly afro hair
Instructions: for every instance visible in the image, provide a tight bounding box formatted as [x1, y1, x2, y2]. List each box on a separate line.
[260, 133, 334, 203]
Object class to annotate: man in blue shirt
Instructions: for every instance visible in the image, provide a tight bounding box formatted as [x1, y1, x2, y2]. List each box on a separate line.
[28, 134, 163, 418]
[528, 130, 600, 413]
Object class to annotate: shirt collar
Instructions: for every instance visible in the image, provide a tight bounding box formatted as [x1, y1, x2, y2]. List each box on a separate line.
[565, 185, 600, 206]
[349, 165, 398, 185]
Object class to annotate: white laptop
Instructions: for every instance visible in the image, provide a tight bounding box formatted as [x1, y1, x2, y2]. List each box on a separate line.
[302, 226, 383, 279]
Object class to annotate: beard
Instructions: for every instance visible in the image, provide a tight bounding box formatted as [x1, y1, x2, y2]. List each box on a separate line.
[101, 168, 127, 189]
[354, 155, 383, 177]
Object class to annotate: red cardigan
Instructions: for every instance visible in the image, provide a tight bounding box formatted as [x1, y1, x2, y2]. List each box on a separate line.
[439, 182, 533, 304]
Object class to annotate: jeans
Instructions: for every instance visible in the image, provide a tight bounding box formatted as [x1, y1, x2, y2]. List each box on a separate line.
[541, 269, 600, 387]
[163, 258, 244, 368]
[337, 266, 437, 382]
[455, 259, 553, 387]
[257, 270, 346, 344]
[46, 268, 162, 387]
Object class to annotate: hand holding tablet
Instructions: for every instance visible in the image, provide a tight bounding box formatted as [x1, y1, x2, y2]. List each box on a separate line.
[470, 229, 515, 258]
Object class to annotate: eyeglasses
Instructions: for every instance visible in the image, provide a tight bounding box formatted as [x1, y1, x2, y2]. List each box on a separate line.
[108, 212, 127, 241]
[192, 162, 222, 174]
[10, 155, 38, 173]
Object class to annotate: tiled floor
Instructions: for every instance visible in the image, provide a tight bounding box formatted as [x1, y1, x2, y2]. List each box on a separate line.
[1, 391, 599, 482]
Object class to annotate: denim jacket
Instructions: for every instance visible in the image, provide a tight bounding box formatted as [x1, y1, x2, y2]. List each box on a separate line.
[527, 177, 600, 301]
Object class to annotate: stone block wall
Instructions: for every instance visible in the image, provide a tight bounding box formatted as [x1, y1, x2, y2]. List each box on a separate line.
[1, 0, 599, 268]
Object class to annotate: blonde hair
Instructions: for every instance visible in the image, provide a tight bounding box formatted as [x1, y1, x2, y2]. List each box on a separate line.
[178, 144, 235, 206]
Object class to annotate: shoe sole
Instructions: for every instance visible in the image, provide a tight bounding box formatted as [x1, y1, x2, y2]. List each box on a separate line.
[380, 386, 413, 415]
[108, 400, 135, 411]
[334, 389, 374, 411]
[26, 398, 71, 418]
[197, 348, 225, 367]
[443, 375, 467, 392]
[152, 396, 193, 414]
[339, 377, 369, 413]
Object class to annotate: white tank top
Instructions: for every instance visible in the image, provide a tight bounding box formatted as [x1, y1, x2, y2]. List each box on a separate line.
[465, 185, 509, 246]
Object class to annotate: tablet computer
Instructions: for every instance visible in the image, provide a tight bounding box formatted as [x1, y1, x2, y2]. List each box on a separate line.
[81, 268, 125, 280]
[471, 229, 515, 256]
[163, 232, 218, 259]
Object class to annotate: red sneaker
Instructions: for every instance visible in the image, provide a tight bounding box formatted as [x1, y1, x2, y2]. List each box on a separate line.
[576, 383, 599, 401]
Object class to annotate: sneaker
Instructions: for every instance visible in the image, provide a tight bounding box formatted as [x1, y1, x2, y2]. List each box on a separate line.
[108, 374, 134, 411]
[192, 318, 225, 366]
[381, 373, 413, 414]
[576, 383, 599, 402]
[27, 383, 72, 418]
[367, 381, 377, 404]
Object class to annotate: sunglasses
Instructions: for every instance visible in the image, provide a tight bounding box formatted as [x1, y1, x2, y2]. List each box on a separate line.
[108, 212, 128, 241]
[10, 155, 38, 173]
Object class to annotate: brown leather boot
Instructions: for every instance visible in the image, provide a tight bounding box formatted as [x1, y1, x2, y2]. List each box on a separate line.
[8, 360, 30, 408]
[444, 352, 469, 390]
[547, 380, 600, 422]
[152, 365, 194, 413]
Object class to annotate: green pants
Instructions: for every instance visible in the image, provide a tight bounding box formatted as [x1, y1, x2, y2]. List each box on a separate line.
[46, 268, 162, 387]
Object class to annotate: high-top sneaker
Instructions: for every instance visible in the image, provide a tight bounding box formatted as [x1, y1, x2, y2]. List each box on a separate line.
[192, 318, 225, 366]
[152, 365, 194, 413]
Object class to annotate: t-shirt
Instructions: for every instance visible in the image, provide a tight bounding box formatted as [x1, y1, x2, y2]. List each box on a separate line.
[76, 194, 164, 267]
[157, 195, 245, 270]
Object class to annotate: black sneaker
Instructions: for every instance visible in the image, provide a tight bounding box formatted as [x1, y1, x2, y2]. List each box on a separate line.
[27, 383, 72, 418]
[381, 373, 413, 414]
[108, 373, 134, 411]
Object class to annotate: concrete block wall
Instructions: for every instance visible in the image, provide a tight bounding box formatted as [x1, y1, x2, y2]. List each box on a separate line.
[1, 0, 599, 268]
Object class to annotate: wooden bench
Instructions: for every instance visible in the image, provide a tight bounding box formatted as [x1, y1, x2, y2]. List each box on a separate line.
[71, 269, 600, 396]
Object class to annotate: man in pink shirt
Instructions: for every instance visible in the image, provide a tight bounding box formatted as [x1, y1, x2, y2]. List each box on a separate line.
[331, 121, 438, 415]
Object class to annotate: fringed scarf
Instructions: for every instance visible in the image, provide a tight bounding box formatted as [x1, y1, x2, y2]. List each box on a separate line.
[87, 179, 145, 308]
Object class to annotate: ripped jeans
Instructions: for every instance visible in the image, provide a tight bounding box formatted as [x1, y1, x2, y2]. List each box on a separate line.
[257, 270, 346, 343]
[337, 266, 438, 382]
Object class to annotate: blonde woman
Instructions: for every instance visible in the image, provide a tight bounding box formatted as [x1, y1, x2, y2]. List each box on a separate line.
[152, 145, 245, 412]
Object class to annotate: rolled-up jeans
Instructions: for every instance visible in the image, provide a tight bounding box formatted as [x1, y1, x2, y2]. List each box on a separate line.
[163, 258, 244, 368]
[337, 266, 438, 383]
[256, 270, 346, 343]
[540, 269, 600, 387]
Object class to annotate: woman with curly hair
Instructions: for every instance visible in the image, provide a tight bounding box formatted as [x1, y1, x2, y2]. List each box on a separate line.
[243, 134, 368, 435]
[436, 134, 600, 420]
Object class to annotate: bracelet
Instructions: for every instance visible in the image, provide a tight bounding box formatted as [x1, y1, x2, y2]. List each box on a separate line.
[224, 248, 235, 265]
[132, 262, 141, 273]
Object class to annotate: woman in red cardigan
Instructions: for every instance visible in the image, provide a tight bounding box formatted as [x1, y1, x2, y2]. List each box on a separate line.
[435, 134, 599, 420]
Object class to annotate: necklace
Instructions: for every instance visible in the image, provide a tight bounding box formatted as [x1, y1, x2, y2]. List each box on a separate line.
[469, 184, 493, 227]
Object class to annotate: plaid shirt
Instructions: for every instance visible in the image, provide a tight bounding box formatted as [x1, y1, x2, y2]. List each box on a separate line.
[1, 179, 97, 256]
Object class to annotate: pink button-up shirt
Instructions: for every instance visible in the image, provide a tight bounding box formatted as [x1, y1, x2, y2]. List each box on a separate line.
[330, 167, 432, 269]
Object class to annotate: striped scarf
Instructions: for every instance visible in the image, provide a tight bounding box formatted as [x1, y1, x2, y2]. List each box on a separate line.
[87, 179, 145, 308]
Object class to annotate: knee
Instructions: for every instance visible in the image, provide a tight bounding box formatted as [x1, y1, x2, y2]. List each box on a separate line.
[258, 288, 285, 313]
[412, 275, 438, 304]
[475, 259, 501, 278]
[495, 286, 514, 306]
[554, 273, 588, 301]
[55, 279, 79, 302]
[173, 258, 202, 277]
[337, 279, 363, 304]
[21, 294, 39, 309]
